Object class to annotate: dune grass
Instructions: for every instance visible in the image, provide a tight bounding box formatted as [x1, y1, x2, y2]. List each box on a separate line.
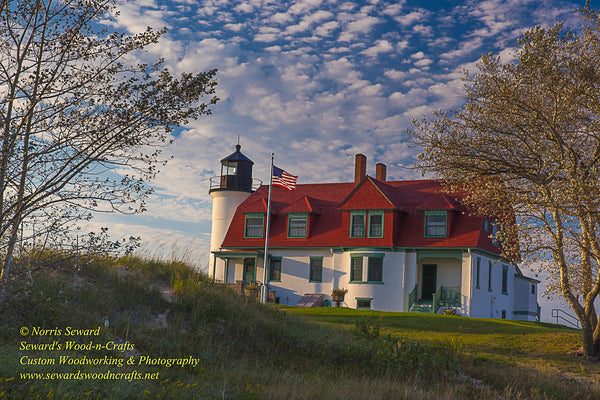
[0, 253, 598, 399]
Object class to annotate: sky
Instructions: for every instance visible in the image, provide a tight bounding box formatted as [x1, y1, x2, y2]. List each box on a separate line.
[90, 0, 593, 323]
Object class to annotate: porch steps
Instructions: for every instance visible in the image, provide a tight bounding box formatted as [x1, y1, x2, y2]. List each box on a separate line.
[410, 301, 433, 313]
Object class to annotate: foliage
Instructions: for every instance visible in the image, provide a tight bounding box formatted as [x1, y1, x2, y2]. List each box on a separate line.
[332, 288, 348, 296]
[0, 0, 218, 303]
[444, 307, 458, 315]
[1, 253, 599, 399]
[409, 4, 600, 357]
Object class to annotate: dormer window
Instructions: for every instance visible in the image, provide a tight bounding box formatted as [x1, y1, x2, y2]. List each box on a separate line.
[424, 210, 447, 237]
[244, 214, 264, 238]
[350, 212, 366, 238]
[368, 211, 384, 238]
[492, 222, 499, 246]
[288, 214, 308, 238]
[350, 211, 384, 238]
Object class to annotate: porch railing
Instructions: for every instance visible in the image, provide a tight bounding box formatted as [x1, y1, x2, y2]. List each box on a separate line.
[408, 284, 418, 311]
[433, 285, 461, 313]
[551, 308, 580, 329]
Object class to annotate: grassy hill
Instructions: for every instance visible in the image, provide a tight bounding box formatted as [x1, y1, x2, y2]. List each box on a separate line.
[0, 253, 598, 399]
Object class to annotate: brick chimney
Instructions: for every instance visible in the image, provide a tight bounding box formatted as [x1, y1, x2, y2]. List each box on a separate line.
[376, 163, 387, 181]
[355, 154, 366, 185]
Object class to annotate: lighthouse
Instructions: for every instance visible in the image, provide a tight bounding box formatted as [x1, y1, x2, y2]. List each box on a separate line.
[208, 144, 259, 279]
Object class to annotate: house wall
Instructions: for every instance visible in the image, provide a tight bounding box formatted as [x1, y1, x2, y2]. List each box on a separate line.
[461, 253, 473, 316]
[513, 277, 538, 321]
[266, 249, 332, 306]
[403, 252, 417, 311]
[469, 251, 521, 319]
[514, 277, 530, 312]
[341, 250, 406, 312]
[256, 249, 408, 311]
[216, 247, 535, 320]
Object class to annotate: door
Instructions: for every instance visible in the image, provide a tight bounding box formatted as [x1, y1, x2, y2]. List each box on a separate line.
[243, 258, 255, 283]
[422, 264, 437, 300]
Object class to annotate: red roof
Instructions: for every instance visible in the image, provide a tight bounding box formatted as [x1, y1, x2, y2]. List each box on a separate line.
[220, 177, 502, 254]
[280, 195, 320, 214]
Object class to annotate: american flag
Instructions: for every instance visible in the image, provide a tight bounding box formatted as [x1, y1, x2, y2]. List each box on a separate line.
[272, 166, 297, 190]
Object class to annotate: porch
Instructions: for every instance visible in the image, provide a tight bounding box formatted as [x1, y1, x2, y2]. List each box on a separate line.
[212, 250, 277, 303]
[409, 285, 461, 313]
[407, 251, 464, 313]
[211, 250, 264, 284]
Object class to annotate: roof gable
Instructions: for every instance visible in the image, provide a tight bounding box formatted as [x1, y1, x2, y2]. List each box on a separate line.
[338, 176, 397, 210]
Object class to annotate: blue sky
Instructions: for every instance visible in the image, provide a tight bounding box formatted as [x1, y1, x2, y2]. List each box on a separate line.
[91, 0, 591, 321]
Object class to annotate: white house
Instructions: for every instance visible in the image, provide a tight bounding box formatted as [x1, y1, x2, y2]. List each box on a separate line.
[208, 146, 540, 320]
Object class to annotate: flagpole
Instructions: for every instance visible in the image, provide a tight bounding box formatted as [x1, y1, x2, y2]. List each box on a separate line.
[261, 153, 274, 304]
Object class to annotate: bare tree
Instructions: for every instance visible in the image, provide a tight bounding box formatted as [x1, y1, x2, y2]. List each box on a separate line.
[410, 5, 600, 357]
[0, 0, 218, 301]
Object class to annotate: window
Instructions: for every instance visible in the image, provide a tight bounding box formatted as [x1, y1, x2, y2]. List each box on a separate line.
[350, 254, 384, 283]
[368, 257, 383, 282]
[269, 257, 281, 282]
[501, 309, 506, 319]
[484, 220, 489, 232]
[288, 214, 307, 238]
[531, 284, 536, 295]
[351, 257, 363, 281]
[244, 215, 263, 238]
[368, 212, 384, 238]
[309, 257, 323, 282]
[488, 261, 493, 291]
[492, 222, 499, 246]
[501, 265, 508, 294]
[356, 298, 372, 310]
[476, 257, 481, 289]
[424, 211, 447, 237]
[350, 212, 366, 238]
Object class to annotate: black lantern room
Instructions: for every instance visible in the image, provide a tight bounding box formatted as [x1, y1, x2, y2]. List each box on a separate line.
[209, 144, 255, 193]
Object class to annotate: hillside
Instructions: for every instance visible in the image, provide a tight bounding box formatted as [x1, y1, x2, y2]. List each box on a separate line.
[0, 253, 598, 399]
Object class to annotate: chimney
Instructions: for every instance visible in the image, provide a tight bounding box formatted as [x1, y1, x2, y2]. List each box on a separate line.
[376, 163, 387, 181]
[354, 154, 366, 185]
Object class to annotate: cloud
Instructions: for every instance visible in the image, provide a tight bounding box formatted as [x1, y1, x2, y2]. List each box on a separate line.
[384, 69, 407, 80]
[412, 24, 433, 36]
[394, 10, 426, 26]
[105, 1, 172, 33]
[288, 0, 324, 15]
[234, 2, 254, 13]
[315, 20, 340, 36]
[285, 10, 334, 34]
[346, 15, 380, 34]
[414, 58, 433, 67]
[382, 2, 406, 16]
[360, 39, 394, 57]
[439, 36, 483, 61]
[224, 23, 244, 31]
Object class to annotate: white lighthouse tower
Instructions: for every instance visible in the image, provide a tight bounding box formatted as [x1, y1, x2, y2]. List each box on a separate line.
[208, 144, 258, 280]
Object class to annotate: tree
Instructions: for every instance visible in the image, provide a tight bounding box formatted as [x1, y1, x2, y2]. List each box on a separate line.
[409, 5, 600, 358]
[0, 0, 218, 302]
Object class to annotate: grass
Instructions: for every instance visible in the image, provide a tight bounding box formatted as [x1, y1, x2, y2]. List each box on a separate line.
[0, 252, 598, 399]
